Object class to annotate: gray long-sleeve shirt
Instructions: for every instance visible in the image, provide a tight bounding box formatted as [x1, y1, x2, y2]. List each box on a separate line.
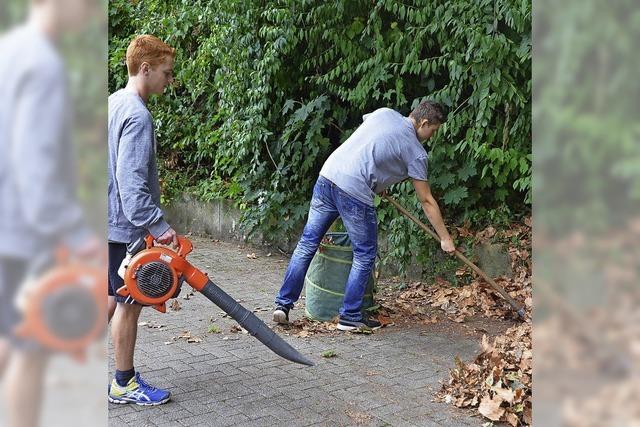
[0, 24, 90, 258]
[108, 89, 169, 243]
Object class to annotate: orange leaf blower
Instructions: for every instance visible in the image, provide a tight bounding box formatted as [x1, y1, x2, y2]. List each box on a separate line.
[14, 249, 107, 361]
[117, 235, 313, 366]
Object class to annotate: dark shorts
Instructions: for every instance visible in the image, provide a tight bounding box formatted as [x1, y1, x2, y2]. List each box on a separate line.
[108, 242, 140, 305]
[0, 257, 42, 350]
[0, 258, 28, 339]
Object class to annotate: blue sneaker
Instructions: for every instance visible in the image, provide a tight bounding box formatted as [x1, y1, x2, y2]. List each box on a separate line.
[108, 372, 171, 405]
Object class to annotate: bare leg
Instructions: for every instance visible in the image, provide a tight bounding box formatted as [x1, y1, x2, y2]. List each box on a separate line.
[4, 349, 48, 427]
[107, 296, 117, 323]
[110, 303, 143, 371]
[0, 338, 11, 378]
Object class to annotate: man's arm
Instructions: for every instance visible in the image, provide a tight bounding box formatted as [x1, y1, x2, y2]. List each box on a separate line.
[411, 179, 455, 253]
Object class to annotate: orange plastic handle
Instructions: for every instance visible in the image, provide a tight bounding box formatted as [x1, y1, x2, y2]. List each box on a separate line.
[144, 234, 193, 258]
[176, 236, 193, 258]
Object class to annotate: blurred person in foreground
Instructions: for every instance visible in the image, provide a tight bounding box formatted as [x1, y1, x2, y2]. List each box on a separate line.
[0, 0, 101, 426]
[107, 34, 178, 405]
[273, 101, 455, 330]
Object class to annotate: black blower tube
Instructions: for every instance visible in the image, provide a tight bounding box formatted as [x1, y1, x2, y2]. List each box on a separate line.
[199, 280, 314, 366]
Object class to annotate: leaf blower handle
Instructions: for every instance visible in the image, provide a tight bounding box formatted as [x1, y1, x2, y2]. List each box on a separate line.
[139, 234, 193, 258]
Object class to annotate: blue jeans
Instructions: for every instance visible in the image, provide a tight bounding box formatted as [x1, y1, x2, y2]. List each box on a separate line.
[275, 176, 377, 321]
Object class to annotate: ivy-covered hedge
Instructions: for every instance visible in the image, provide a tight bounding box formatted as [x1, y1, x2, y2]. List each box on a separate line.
[109, 0, 531, 275]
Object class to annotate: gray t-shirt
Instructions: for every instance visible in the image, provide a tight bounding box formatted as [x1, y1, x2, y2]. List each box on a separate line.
[320, 108, 428, 206]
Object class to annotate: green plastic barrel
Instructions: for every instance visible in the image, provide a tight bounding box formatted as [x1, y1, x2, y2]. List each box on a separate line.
[304, 232, 376, 321]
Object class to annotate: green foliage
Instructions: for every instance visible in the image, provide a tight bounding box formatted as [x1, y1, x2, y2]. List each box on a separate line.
[535, 0, 640, 235]
[109, 0, 227, 203]
[0, 1, 27, 29]
[109, 0, 531, 275]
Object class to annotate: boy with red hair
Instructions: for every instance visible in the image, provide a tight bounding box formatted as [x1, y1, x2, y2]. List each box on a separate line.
[108, 35, 178, 405]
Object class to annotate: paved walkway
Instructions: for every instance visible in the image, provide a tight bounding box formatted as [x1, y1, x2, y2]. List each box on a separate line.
[109, 236, 505, 426]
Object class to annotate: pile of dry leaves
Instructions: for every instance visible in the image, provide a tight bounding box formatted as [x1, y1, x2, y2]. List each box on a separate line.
[562, 377, 640, 426]
[533, 220, 640, 425]
[377, 272, 531, 324]
[376, 221, 532, 425]
[378, 221, 532, 323]
[438, 322, 532, 425]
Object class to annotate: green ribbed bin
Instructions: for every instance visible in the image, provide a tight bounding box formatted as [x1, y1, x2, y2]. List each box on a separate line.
[304, 232, 376, 321]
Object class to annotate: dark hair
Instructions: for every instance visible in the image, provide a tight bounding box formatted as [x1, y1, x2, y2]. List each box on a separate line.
[409, 100, 446, 125]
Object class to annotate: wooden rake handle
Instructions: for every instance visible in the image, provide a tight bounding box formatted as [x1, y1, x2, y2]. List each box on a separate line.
[382, 194, 527, 320]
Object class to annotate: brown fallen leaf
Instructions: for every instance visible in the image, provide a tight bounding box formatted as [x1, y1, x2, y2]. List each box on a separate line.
[478, 226, 497, 241]
[523, 403, 532, 425]
[376, 315, 393, 326]
[478, 394, 505, 421]
[174, 331, 203, 343]
[481, 334, 492, 353]
[492, 386, 515, 404]
[451, 315, 466, 323]
[506, 412, 519, 426]
[170, 299, 182, 311]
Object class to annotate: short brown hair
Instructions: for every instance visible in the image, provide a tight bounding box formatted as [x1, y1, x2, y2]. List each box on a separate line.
[410, 100, 446, 125]
[126, 35, 175, 76]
